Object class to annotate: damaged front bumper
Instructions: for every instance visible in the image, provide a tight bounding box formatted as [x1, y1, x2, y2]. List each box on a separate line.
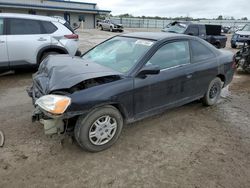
[32, 106, 65, 135]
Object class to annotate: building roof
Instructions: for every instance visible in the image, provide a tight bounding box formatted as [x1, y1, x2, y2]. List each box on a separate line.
[0, 13, 64, 22]
[48, 0, 97, 6]
[0, 1, 111, 14]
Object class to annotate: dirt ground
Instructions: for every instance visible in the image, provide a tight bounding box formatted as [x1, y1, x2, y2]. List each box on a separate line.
[0, 29, 250, 188]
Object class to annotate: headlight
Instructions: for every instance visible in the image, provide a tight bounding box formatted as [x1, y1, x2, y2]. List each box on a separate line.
[35, 95, 71, 115]
[232, 34, 239, 40]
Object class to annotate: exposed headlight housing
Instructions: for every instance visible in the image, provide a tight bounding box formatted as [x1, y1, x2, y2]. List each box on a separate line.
[35, 95, 71, 115]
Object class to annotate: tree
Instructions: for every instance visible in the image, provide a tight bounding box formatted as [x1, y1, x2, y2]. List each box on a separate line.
[241, 17, 248, 20]
[216, 15, 223, 20]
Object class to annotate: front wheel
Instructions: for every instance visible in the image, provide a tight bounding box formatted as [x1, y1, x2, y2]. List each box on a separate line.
[74, 105, 123, 152]
[202, 77, 222, 106]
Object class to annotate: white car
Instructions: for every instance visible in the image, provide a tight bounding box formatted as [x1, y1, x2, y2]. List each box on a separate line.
[0, 13, 80, 72]
[98, 19, 123, 32]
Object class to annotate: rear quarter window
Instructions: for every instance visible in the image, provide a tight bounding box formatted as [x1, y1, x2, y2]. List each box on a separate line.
[41, 21, 58, 34]
[63, 22, 74, 33]
[190, 40, 215, 62]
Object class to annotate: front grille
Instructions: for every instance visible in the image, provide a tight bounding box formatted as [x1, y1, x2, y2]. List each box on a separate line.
[240, 35, 250, 38]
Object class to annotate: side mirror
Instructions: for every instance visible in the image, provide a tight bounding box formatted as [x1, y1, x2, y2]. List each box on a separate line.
[137, 65, 160, 78]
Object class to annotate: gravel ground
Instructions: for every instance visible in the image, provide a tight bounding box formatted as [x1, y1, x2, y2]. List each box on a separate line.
[0, 29, 250, 188]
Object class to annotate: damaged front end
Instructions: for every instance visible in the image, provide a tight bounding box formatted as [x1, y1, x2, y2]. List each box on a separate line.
[27, 55, 122, 135]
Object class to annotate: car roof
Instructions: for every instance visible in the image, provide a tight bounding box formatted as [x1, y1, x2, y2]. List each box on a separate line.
[0, 13, 64, 23]
[121, 32, 193, 41]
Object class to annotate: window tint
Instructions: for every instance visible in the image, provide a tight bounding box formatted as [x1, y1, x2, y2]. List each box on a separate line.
[0, 18, 3, 35]
[63, 22, 74, 33]
[147, 41, 190, 69]
[187, 26, 199, 35]
[190, 40, 215, 62]
[41, 21, 57, 34]
[9, 18, 42, 35]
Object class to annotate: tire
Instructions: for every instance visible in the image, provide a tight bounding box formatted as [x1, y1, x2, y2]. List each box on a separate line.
[215, 42, 221, 49]
[40, 51, 59, 64]
[110, 27, 113, 32]
[100, 25, 103, 30]
[202, 77, 222, 106]
[231, 44, 237, 49]
[74, 105, 123, 152]
[0, 130, 5, 147]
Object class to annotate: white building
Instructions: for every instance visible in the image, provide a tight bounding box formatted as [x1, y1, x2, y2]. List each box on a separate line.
[0, 0, 110, 29]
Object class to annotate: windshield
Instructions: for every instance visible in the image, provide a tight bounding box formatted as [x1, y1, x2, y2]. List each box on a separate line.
[242, 24, 250, 31]
[164, 23, 187, 34]
[82, 37, 154, 73]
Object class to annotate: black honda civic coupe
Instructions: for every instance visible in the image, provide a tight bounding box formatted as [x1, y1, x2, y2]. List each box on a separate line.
[28, 32, 235, 152]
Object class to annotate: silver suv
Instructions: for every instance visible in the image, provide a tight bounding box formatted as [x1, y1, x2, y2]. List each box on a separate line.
[98, 19, 123, 32]
[0, 13, 80, 72]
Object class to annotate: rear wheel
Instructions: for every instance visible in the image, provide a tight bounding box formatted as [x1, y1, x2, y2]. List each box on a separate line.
[74, 105, 123, 152]
[215, 42, 221, 49]
[231, 44, 237, 49]
[202, 77, 222, 106]
[110, 27, 113, 32]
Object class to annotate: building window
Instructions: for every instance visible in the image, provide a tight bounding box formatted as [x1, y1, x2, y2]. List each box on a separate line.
[28, 10, 36, 15]
[79, 15, 85, 22]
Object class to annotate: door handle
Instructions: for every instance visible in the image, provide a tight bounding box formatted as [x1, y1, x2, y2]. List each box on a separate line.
[38, 38, 47, 42]
[186, 74, 193, 79]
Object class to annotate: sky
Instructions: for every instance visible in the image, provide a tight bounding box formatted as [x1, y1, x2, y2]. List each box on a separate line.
[72, 0, 249, 19]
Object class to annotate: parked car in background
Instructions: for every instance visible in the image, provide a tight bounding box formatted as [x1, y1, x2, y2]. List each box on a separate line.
[235, 38, 250, 72]
[228, 25, 245, 34]
[221, 26, 231, 34]
[0, 13, 80, 73]
[28, 32, 235, 152]
[231, 24, 250, 48]
[98, 19, 124, 32]
[162, 21, 227, 48]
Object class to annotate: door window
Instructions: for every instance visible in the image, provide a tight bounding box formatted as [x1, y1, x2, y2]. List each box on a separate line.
[190, 40, 215, 62]
[0, 18, 3, 35]
[147, 41, 190, 69]
[9, 18, 42, 35]
[187, 26, 199, 35]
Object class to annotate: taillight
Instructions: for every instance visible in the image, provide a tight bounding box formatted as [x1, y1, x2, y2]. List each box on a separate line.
[64, 34, 79, 39]
[232, 55, 237, 69]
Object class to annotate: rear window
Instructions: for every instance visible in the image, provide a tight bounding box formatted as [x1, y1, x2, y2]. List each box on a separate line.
[9, 18, 42, 35]
[41, 21, 58, 34]
[63, 22, 74, 33]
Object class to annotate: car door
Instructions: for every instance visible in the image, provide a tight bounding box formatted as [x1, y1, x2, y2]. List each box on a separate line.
[6, 18, 51, 67]
[133, 40, 191, 118]
[103, 20, 109, 30]
[185, 39, 218, 98]
[0, 18, 9, 70]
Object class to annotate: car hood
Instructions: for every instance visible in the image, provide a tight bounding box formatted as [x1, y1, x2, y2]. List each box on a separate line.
[235, 31, 250, 35]
[34, 55, 121, 94]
